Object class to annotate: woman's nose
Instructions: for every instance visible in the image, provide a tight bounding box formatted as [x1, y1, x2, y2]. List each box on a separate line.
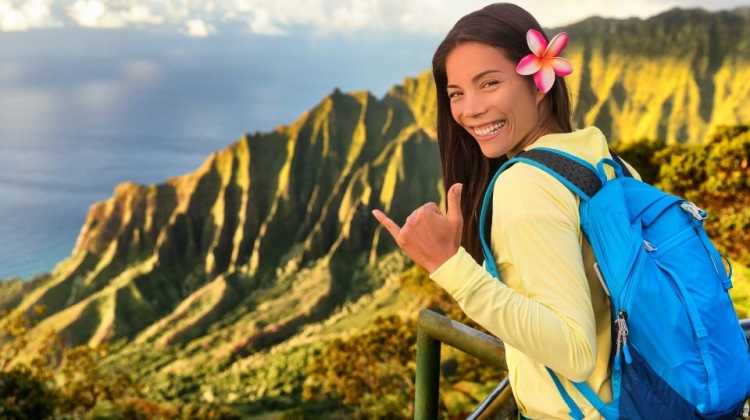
[462, 93, 488, 120]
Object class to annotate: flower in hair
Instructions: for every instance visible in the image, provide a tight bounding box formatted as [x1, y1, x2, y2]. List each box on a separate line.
[515, 29, 573, 94]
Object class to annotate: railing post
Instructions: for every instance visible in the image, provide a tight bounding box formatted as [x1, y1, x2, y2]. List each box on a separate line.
[414, 325, 441, 419]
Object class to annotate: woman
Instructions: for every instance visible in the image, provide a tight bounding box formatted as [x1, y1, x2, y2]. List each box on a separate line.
[372, 3, 640, 419]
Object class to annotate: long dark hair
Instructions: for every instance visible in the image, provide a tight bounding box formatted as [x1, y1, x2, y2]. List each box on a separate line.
[432, 3, 573, 264]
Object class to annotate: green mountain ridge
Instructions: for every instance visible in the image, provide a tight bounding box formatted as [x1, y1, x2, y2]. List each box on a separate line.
[1, 85, 442, 354]
[1, 6, 749, 413]
[557, 7, 750, 143]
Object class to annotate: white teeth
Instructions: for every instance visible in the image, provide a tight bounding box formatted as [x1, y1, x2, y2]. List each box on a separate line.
[473, 120, 506, 136]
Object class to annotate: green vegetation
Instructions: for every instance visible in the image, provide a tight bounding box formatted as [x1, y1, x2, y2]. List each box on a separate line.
[303, 315, 417, 418]
[0, 307, 240, 419]
[301, 265, 505, 419]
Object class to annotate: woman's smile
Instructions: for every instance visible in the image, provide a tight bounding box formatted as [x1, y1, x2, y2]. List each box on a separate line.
[471, 119, 507, 141]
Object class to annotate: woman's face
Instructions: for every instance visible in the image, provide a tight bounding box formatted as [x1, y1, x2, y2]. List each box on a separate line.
[446, 41, 546, 158]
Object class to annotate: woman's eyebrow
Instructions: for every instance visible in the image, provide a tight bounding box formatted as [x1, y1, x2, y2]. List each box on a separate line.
[447, 69, 503, 89]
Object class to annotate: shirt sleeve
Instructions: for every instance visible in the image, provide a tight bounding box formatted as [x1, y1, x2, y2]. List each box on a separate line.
[428, 165, 597, 382]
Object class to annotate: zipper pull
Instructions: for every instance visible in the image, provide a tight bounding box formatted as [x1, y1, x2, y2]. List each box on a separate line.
[615, 311, 632, 365]
[680, 201, 708, 221]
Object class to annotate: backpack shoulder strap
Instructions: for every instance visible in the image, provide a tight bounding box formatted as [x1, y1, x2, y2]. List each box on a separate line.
[513, 148, 602, 200]
[517, 147, 634, 199]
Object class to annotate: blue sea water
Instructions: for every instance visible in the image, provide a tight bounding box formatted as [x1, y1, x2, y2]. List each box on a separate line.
[0, 130, 233, 280]
[0, 27, 439, 280]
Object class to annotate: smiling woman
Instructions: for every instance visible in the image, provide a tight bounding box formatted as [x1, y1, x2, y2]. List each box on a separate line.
[372, 2, 750, 419]
[371, 2, 625, 419]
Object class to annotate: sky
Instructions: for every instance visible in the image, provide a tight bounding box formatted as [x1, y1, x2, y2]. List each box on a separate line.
[2, 0, 749, 37]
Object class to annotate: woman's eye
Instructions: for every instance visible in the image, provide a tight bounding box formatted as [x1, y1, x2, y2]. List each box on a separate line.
[448, 91, 461, 99]
[482, 80, 499, 88]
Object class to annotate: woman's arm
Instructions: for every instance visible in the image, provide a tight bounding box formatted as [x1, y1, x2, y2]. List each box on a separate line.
[429, 164, 597, 382]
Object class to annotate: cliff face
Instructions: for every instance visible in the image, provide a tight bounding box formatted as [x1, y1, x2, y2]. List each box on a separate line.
[3, 85, 442, 354]
[1, 7, 748, 369]
[561, 7, 750, 143]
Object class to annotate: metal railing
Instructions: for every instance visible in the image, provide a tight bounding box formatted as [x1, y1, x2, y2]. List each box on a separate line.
[414, 308, 750, 419]
[414, 309, 513, 419]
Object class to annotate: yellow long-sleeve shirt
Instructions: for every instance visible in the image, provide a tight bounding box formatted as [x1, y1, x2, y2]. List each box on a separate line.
[429, 126, 640, 419]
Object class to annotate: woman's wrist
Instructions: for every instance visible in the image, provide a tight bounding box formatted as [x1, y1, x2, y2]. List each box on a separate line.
[428, 246, 462, 276]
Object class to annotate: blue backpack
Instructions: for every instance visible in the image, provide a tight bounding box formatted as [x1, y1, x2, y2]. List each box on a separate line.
[478, 147, 750, 419]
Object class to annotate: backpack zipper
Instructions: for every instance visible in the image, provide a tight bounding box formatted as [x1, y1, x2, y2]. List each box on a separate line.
[615, 310, 633, 364]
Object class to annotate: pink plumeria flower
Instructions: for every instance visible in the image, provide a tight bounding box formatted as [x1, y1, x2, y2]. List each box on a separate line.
[515, 29, 573, 94]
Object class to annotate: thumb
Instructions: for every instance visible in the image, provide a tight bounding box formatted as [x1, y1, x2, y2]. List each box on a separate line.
[446, 183, 463, 223]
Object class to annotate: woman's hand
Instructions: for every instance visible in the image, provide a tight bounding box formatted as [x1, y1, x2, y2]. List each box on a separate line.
[371, 183, 464, 274]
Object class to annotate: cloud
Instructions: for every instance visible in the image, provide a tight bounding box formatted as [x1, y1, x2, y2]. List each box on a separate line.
[66, 0, 163, 28]
[184, 18, 214, 37]
[0, 0, 56, 31]
[1, 0, 748, 35]
[247, 9, 285, 36]
[0, 6, 28, 31]
[122, 4, 163, 25]
[67, 0, 111, 28]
